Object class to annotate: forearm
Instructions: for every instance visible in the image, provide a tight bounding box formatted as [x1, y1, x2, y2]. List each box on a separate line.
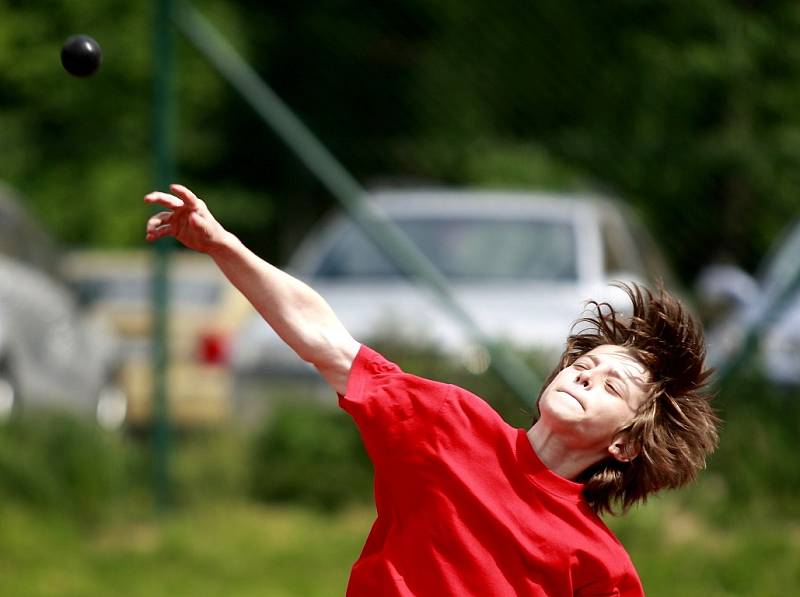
[144, 184, 358, 392]
[207, 231, 359, 391]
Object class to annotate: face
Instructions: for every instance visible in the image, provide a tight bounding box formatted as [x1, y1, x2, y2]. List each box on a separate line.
[537, 345, 651, 455]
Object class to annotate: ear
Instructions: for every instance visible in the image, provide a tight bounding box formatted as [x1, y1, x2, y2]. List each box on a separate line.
[608, 439, 640, 463]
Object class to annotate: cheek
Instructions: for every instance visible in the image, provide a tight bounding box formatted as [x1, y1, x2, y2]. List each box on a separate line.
[592, 402, 636, 433]
[572, 414, 627, 446]
[537, 375, 562, 406]
[548, 368, 574, 388]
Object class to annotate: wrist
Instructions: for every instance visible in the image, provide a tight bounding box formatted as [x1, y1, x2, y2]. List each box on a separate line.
[206, 229, 241, 259]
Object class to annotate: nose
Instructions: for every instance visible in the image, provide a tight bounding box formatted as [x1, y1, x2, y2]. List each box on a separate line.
[575, 369, 592, 388]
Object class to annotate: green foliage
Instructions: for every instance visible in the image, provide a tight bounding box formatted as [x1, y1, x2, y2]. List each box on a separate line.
[4, 1, 800, 279]
[698, 369, 800, 520]
[170, 428, 251, 506]
[249, 400, 373, 511]
[0, 414, 130, 521]
[0, 0, 238, 248]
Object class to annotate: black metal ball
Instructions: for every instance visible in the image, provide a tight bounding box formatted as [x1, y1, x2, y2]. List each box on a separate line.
[61, 35, 102, 78]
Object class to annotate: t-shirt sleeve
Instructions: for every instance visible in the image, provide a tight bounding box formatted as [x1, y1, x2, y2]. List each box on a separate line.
[338, 344, 453, 466]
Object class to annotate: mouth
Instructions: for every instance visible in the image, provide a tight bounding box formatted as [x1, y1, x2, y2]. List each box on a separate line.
[557, 389, 585, 411]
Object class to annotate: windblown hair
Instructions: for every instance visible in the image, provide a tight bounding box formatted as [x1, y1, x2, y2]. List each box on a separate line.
[539, 283, 720, 516]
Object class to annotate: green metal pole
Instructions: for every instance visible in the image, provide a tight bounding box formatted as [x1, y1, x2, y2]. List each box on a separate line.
[152, 0, 176, 511]
[173, 1, 542, 408]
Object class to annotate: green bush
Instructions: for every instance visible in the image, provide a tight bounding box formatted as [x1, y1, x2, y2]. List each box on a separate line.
[699, 368, 800, 521]
[249, 400, 373, 512]
[0, 414, 131, 521]
[170, 428, 250, 507]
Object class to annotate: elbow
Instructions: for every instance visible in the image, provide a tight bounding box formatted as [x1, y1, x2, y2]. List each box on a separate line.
[295, 327, 353, 367]
[297, 327, 359, 377]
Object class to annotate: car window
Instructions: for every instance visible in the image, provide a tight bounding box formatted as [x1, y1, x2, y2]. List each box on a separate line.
[601, 213, 643, 275]
[603, 207, 675, 287]
[314, 217, 578, 281]
[76, 277, 222, 307]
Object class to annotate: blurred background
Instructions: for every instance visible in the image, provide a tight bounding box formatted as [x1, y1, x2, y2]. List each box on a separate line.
[1, 1, 800, 595]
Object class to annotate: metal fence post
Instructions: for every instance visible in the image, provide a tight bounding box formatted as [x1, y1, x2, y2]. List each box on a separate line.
[152, 0, 176, 512]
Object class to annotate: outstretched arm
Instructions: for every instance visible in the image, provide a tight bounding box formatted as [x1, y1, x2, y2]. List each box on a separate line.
[144, 184, 360, 394]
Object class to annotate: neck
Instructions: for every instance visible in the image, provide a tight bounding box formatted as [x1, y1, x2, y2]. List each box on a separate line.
[526, 422, 605, 481]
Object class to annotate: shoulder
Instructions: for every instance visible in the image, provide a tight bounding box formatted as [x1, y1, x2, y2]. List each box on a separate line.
[342, 344, 402, 385]
[339, 346, 512, 444]
[338, 344, 454, 420]
[439, 383, 510, 436]
[342, 346, 504, 418]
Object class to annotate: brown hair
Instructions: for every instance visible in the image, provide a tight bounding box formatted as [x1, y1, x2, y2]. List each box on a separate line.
[539, 283, 720, 515]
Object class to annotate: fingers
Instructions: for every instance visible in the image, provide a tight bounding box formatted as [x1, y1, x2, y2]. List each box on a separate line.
[145, 223, 171, 242]
[169, 184, 201, 208]
[145, 211, 173, 241]
[143, 184, 203, 243]
[144, 191, 184, 210]
[144, 184, 202, 211]
[147, 211, 172, 228]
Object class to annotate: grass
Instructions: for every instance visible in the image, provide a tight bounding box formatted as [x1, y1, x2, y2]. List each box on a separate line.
[0, 500, 372, 597]
[1, 478, 799, 596]
[1, 367, 799, 596]
[610, 484, 800, 596]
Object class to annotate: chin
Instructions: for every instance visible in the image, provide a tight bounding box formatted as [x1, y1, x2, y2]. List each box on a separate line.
[540, 395, 584, 424]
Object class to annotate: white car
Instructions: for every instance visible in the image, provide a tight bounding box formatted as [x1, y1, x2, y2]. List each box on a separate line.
[231, 189, 675, 389]
[0, 184, 126, 428]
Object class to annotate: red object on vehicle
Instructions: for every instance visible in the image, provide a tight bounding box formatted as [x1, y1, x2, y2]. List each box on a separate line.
[198, 330, 230, 365]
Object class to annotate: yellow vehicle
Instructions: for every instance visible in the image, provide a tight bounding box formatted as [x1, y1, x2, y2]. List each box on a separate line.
[61, 249, 255, 427]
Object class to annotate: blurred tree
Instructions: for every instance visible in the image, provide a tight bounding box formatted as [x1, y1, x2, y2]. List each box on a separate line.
[390, 0, 800, 277]
[0, 0, 236, 247]
[2, 0, 800, 281]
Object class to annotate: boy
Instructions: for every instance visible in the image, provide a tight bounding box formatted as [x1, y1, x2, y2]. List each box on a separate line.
[145, 184, 719, 596]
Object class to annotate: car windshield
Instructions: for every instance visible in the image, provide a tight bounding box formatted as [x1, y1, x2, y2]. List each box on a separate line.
[314, 217, 578, 281]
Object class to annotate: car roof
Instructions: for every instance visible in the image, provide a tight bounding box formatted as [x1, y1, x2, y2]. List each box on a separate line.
[288, 188, 629, 278]
[364, 188, 612, 220]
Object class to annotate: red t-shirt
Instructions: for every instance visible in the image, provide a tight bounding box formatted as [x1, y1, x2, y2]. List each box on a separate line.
[339, 345, 644, 597]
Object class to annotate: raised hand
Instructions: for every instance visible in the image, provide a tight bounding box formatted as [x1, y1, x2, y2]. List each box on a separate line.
[144, 184, 228, 254]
